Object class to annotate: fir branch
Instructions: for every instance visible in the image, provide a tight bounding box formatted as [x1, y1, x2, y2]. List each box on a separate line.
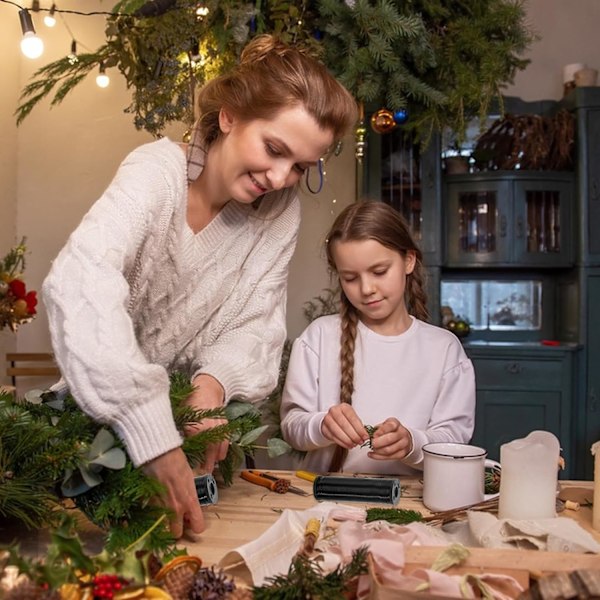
[0, 372, 291, 550]
[253, 546, 369, 599]
[365, 507, 424, 525]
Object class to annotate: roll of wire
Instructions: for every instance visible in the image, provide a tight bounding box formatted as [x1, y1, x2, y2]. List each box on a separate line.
[194, 474, 219, 505]
[313, 475, 400, 505]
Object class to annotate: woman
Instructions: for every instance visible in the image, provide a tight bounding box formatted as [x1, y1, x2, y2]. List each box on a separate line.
[43, 34, 357, 537]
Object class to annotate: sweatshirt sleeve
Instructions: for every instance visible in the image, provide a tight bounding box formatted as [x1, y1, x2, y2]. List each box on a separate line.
[403, 342, 476, 469]
[42, 141, 184, 467]
[190, 190, 301, 404]
[279, 326, 331, 451]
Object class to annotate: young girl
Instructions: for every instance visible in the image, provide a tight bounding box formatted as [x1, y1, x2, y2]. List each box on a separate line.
[280, 201, 475, 474]
[42, 35, 357, 536]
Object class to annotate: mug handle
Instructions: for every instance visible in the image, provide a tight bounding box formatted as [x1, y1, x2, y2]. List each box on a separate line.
[484, 458, 501, 501]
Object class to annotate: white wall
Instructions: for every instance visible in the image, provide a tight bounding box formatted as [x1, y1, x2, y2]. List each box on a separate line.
[1, 0, 599, 387]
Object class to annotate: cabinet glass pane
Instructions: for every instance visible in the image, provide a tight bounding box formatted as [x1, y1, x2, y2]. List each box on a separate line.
[458, 192, 497, 253]
[526, 190, 561, 253]
[441, 280, 542, 330]
[380, 132, 422, 239]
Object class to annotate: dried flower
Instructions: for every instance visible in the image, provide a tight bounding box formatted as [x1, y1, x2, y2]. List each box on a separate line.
[0, 238, 37, 332]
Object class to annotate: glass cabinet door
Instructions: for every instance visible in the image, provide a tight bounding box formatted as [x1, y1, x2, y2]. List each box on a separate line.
[513, 178, 573, 267]
[446, 179, 511, 266]
[363, 124, 442, 267]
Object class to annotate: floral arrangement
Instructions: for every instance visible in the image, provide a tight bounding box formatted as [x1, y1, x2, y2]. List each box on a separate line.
[0, 238, 38, 332]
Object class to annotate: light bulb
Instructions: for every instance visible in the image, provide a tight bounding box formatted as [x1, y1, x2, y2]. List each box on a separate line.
[21, 31, 44, 59]
[96, 63, 110, 88]
[44, 4, 56, 27]
[67, 39, 78, 64]
[19, 8, 44, 59]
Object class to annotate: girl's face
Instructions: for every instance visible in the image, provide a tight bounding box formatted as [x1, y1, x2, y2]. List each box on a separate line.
[332, 238, 416, 336]
[212, 104, 334, 205]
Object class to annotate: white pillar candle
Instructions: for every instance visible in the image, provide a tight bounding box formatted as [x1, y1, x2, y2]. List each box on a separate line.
[498, 431, 560, 520]
[592, 441, 600, 532]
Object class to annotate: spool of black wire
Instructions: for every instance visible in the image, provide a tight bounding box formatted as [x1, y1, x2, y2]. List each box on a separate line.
[194, 474, 219, 505]
[313, 475, 400, 505]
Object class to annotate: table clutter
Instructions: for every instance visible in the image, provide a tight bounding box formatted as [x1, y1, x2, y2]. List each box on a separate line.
[1, 470, 599, 599]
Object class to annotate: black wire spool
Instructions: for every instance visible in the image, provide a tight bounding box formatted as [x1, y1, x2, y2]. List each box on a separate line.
[194, 474, 219, 505]
[313, 475, 401, 505]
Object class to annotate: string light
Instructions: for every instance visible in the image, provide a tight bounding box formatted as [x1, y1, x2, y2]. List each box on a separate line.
[96, 62, 109, 88]
[67, 38, 77, 64]
[18, 8, 44, 58]
[195, 4, 209, 19]
[43, 2, 56, 27]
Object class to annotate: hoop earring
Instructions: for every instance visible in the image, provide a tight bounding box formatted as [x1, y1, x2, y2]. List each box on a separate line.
[306, 158, 324, 194]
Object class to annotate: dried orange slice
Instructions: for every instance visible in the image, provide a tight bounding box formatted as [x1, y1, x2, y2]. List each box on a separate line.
[154, 555, 203, 581]
[114, 586, 146, 600]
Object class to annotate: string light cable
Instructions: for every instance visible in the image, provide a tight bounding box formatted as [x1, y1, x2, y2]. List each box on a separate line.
[1, 0, 186, 18]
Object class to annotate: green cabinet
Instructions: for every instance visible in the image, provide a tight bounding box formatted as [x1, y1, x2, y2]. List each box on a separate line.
[572, 269, 600, 479]
[445, 172, 574, 268]
[565, 88, 600, 266]
[465, 343, 578, 478]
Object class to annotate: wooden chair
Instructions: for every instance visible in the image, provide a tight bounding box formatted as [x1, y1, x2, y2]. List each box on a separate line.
[6, 352, 60, 388]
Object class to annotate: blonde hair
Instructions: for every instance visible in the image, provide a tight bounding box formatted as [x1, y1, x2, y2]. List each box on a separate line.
[325, 201, 429, 472]
[194, 34, 357, 149]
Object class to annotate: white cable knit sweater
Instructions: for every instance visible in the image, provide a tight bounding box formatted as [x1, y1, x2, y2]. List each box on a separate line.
[43, 138, 300, 466]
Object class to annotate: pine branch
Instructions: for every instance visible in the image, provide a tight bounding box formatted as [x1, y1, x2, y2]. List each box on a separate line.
[253, 546, 369, 599]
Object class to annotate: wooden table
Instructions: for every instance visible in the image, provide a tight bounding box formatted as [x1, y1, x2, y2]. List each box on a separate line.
[4, 471, 598, 586]
[184, 471, 600, 576]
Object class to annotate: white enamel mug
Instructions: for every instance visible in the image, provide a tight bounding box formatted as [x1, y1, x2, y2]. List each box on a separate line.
[422, 442, 500, 512]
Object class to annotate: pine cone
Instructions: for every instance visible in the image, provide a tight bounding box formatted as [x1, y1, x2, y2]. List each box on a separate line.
[189, 567, 236, 600]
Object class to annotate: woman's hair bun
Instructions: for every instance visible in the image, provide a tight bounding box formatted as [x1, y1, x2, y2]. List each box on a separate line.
[240, 34, 300, 64]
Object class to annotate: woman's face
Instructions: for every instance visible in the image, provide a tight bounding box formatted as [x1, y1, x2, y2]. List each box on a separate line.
[213, 104, 334, 205]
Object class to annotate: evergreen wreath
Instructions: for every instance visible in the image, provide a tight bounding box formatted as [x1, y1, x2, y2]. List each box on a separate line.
[15, 0, 535, 143]
[0, 373, 290, 552]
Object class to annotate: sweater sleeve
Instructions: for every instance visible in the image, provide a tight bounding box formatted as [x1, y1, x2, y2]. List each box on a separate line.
[190, 190, 301, 403]
[403, 343, 476, 470]
[42, 141, 184, 467]
[279, 326, 331, 451]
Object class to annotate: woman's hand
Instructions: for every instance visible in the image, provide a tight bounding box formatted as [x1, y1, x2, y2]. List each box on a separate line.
[142, 447, 205, 538]
[186, 374, 229, 473]
[368, 417, 413, 460]
[321, 403, 369, 449]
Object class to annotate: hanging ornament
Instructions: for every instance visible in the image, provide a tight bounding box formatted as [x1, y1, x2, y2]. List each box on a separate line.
[370, 108, 397, 134]
[355, 122, 367, 161]
[393, 108, 409, 125]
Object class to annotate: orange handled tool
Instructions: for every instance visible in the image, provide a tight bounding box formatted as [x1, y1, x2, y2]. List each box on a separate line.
[240, 470, 309, 495]
[240, 470, 290, 494]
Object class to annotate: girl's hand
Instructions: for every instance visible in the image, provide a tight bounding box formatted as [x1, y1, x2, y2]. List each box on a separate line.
[321, 404, 369, 449]
[186, 374, 229, 474]
[368, 417, 413, 461]
[142, 447, 205, 538]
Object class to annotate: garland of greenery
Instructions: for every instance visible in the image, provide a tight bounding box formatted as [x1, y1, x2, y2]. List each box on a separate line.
[15, 0, 534, 142]
[0, 373, 290, 552]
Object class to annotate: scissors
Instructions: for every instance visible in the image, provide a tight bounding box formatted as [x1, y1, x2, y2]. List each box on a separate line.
[240, 470, 309, 496]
